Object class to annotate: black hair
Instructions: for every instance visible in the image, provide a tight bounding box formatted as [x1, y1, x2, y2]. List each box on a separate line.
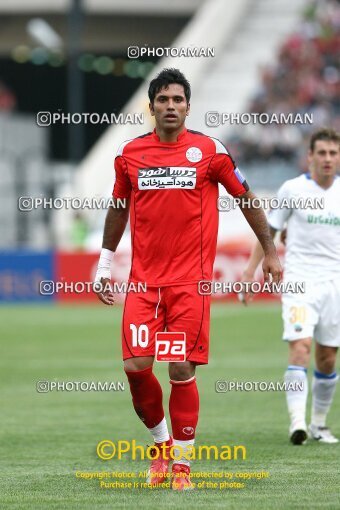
[148, 68, 191, 104]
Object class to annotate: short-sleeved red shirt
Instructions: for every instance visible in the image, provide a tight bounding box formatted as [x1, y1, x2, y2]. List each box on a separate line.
[113, 128, 248, 286]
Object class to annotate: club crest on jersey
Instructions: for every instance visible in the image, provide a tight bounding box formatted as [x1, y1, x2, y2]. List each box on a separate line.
[186, 147, 202, 163]
[138, 167, 197, 190]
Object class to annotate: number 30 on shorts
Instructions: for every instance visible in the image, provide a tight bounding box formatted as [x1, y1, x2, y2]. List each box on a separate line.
[289, 306, 306, 324]
[130, 324, 149, 348]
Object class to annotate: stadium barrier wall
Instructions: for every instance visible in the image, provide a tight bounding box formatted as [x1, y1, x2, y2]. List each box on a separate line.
[0, 250, 54, 302]
[0, 247, 283, 303]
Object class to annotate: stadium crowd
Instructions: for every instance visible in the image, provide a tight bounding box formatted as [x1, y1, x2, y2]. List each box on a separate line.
[232, 0, 339, 167]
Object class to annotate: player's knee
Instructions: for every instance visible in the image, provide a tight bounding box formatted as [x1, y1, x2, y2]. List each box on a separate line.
[124, 357, 153, 372]
[316, 354, 337, 375]
[168, 361, 195, 381]
[289, 339, 311, 366]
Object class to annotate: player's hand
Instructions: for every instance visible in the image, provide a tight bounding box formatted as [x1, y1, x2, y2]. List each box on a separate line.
[262, 252, 282, 286]
[95, 277, 115, 306]
[280, 229, 287, 246]
[240, 270, 256, 305]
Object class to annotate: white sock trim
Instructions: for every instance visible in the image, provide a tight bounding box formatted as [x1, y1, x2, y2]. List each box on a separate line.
[148, 417, 170, 444]
[170, 376, 196, 385]
[172, 439, 195, 467]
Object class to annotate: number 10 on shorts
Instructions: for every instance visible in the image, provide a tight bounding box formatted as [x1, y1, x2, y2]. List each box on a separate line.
[155, 332, 186, 362]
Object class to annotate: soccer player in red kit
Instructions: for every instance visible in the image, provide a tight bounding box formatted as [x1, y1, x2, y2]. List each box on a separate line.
[95, 69, 282, 490]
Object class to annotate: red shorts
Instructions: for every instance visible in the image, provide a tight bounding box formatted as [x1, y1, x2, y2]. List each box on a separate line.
[122, 284, 211, 364]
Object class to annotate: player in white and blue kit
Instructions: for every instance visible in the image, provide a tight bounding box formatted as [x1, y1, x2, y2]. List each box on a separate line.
[243, 129, 340, 444]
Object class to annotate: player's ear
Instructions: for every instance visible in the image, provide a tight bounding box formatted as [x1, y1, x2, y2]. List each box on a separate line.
[186, 102, 190, 116]
[149, 102, 155, 117]
[307, 149, 313, 166]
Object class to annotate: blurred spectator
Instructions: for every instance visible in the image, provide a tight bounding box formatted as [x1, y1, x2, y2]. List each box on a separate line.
[71, 212, 89, 251]
[0, 80, 17, 111]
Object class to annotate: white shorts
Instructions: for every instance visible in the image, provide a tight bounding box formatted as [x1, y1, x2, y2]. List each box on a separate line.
[282, 278, 340, 347]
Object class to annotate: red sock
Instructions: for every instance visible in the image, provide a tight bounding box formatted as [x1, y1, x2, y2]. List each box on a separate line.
[125, 366, 164, 428]
[169, 377, 199, 440]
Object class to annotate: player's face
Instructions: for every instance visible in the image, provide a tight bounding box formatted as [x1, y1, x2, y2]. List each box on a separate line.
[308, 140, 340, 178]
[149, 83, 190, 131]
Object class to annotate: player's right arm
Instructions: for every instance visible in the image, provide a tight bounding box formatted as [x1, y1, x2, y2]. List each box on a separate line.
[95, 155, 131, 305]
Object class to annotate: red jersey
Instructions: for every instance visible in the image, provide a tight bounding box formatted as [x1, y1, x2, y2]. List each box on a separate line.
[113, 128, 248, 286]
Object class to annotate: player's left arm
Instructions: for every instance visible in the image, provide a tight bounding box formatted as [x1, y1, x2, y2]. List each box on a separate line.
[210, 149, 282, 284]
[237, 190, 282, 284]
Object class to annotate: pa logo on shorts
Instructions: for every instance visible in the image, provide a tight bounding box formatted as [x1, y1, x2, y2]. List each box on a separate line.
[155, 332, 186, 362]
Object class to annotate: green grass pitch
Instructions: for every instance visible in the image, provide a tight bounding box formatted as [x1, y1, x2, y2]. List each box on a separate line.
[1, 303, 339, 509]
